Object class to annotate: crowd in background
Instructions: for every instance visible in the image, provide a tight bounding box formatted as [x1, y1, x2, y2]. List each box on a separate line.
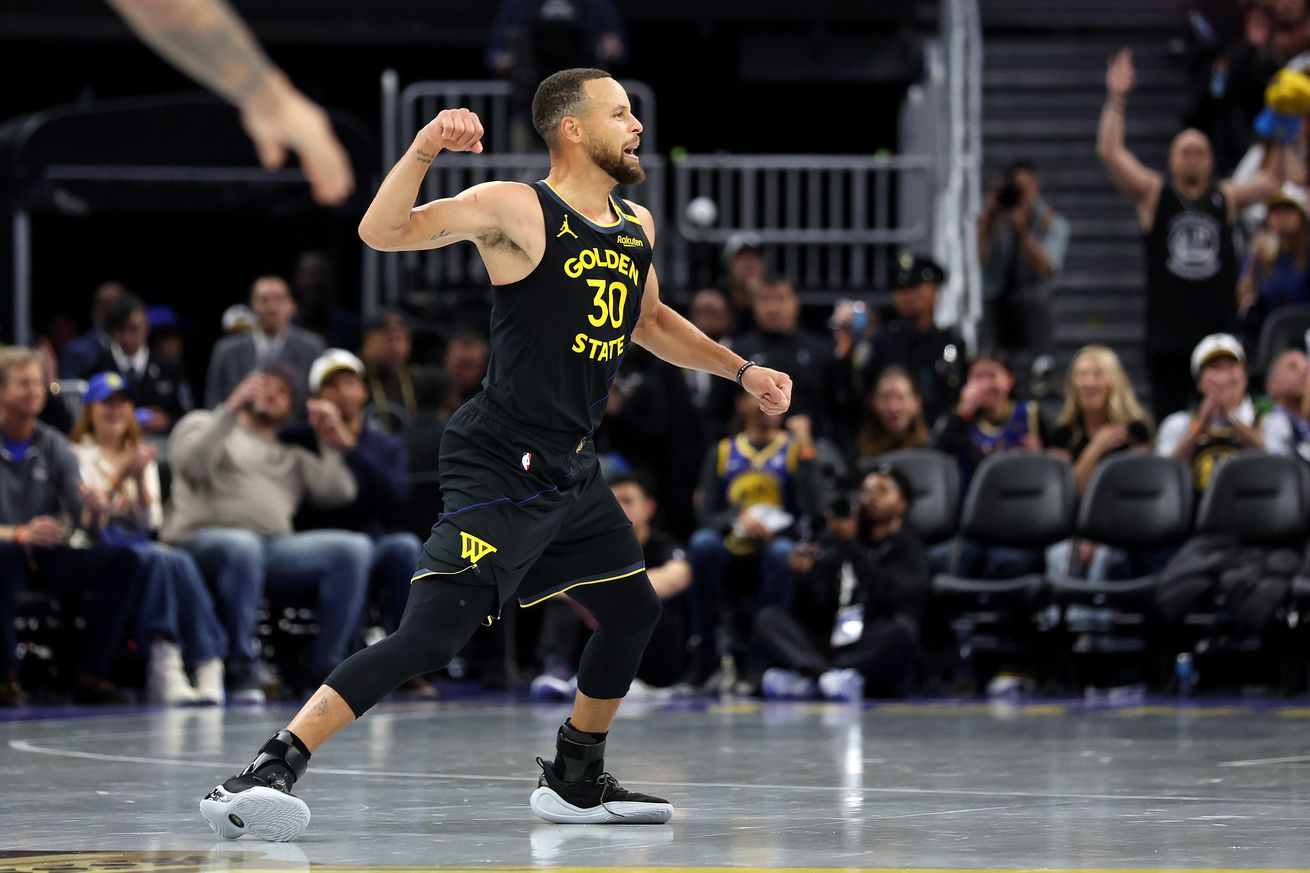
[15, 0, 1310, 706]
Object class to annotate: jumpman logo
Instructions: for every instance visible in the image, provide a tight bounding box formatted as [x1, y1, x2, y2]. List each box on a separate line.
[460, 531, 498, 565]
[557, 215, 578, 239]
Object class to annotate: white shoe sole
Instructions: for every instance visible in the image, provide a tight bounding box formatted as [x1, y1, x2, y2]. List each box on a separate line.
[199, 785, 310, 841]
[529, 785, 673, 824]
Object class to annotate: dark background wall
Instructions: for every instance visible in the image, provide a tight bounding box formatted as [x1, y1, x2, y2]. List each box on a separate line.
[0, 0, 929, 361]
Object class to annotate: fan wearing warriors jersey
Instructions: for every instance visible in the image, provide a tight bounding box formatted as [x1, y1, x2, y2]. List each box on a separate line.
[198, 68, 792, 841]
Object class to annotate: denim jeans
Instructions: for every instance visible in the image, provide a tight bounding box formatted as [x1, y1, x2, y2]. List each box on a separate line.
[130, 541, 228, 664]
[370, 531, 422, 630]
[687, 527, 795, 640]
[178, 527, 372, 680]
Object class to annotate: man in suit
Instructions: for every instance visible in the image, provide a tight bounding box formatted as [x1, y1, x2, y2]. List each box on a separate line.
[83, 292, 193, 436]
[205, 275, 325, 409]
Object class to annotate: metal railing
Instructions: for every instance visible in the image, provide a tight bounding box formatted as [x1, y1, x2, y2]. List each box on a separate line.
[372, 1, 982, 316]
[669, 154, 934, 296]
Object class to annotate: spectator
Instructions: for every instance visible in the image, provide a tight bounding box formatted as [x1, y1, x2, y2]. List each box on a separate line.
[854, 254, 966, 427]
[485, 0, 627, 152]
[165, 368, 370, 700]
[531, 472, 691, 698]
[853, 367, 931, 464]
[360, 310, 426, 433]
[0, 348, 138, 706]
[755, 465, 929, 700]
[930, 350, 1050, 494]
[294, 250, 360, 350]
[716, 278, 839, 439]
[205, 275, 325, 408]
[684, 288, 736, 415]
[60, 281, 124, 379]
[82, 293, 193, 436]
[1237, 186, 1310, 341]
[978, 160, 1069, 367]
[1048, 345, 1153, 494]
[688, 398, 822, 682]
[281, 350, 423, 638]
[721, 233, 767, 327]
[440, 330, 490, 418]
[1156, 333, 1264, 492]
[1260, 347, 1310, 457]
[36, 339, 74, 436]
[1098, 48, 1288, 418]
[70, 372, 227, 705]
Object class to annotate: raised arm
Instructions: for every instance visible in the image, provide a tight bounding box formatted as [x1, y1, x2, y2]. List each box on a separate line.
[626, 204, 792, 415]
[106, 0, 352, 205]
[1222, 142, 1291, 213]
[1097, 50, 1163, 214]
[357, 109, 510, 252]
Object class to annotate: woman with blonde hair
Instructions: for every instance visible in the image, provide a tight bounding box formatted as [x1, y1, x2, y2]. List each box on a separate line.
[72, 372, 227, 704]
[853, 367, 931, 462]
[1047, 347, 1153, 581]
[1049, 345, 1153, 494]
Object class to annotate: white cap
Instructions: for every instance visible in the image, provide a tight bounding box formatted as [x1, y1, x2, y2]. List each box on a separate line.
[221, 304, 255, 334]
[1190, 333, 1246, 377]
[1267, 182, 1309, 216]
[308, 348, 365, 394]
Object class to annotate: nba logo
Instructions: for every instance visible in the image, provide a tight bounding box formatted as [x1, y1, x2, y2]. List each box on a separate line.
[521, 452, 532, 471]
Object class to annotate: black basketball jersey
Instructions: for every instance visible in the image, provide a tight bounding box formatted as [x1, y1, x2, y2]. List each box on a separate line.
[479, 180, 652, 436]
[1143, 183, 1238, 354]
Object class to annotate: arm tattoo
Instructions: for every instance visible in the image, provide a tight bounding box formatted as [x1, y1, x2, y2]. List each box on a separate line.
[415, 149, 434, 165]
[107, 0, 275, 106]
[430, 229, 450, 241]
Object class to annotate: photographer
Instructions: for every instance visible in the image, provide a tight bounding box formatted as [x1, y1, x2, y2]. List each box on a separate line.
[751, 465, 929, 701]
[977, 160, 1069, 368]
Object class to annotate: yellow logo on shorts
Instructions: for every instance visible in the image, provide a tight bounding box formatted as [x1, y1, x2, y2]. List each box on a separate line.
[460, 531, 498, 564]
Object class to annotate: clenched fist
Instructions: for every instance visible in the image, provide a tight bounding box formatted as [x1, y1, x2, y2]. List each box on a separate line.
[419, 108, 485, 155]
[741, 365, 793, 416]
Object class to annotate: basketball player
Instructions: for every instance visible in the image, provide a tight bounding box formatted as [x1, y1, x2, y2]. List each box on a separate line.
[199, 68, 793, 840]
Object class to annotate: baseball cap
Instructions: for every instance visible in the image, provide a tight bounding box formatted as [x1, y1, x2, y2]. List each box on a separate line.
[722, 231, 763, 264]
[1190, 333, 1246, 377]
[1267, 183, 1309, 215]
[84, 371, 132, 405]
[893, 252, 946, 289]
[221, 304, 256, 334]
[308, 348, 365, 395]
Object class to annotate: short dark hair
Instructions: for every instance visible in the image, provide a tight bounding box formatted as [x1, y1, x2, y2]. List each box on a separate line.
[869, 462, 915, 512]
[104, 292, 146, 334]
[364, 308, 409, 336]
[608, 470, 655, 498]
[970, 346, 1013, 374]
[532, 68, 612, 151]
[1004, 159, 1035, 177]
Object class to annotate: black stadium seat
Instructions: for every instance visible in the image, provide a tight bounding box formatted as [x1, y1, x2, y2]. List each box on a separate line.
[1252, 304, 1310, 384]
[1048, 454, 1193, 606]
[1195, 451, 1310, 545]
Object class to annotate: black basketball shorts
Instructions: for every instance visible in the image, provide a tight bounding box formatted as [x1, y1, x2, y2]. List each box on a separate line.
[412, 395, 645, 615]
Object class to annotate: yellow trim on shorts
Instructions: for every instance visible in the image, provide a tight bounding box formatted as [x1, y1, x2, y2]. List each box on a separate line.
[410, 565, 478, 583]
[518, 566, 646, 608]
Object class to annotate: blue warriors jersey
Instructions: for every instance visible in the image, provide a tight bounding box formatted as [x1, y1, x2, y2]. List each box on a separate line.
[960, 400, 1041, 489]
[480, 180, 653, 436]
[716, 432, 802, 555]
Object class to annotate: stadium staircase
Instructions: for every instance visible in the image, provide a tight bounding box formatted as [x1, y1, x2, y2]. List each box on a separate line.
[979, 0, 1192, 399]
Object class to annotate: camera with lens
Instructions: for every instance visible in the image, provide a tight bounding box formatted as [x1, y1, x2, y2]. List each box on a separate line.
[996, 180, 1024, 211]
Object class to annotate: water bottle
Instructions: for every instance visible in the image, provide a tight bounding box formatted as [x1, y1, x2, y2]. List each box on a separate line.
[1175, 652, 1195, 697]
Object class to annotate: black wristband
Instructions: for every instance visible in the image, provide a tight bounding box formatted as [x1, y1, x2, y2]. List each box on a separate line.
[735, 360, 757, 386]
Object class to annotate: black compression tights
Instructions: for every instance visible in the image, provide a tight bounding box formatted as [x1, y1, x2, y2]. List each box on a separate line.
[324, 571, 663, 716]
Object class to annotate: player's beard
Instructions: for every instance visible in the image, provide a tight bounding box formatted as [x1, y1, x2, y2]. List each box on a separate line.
[587, 136, 645, 186]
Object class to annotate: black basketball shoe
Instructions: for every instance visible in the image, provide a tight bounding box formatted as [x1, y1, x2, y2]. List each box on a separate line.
[200, 730, 311, 841]
[529, 737, 673, 826]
